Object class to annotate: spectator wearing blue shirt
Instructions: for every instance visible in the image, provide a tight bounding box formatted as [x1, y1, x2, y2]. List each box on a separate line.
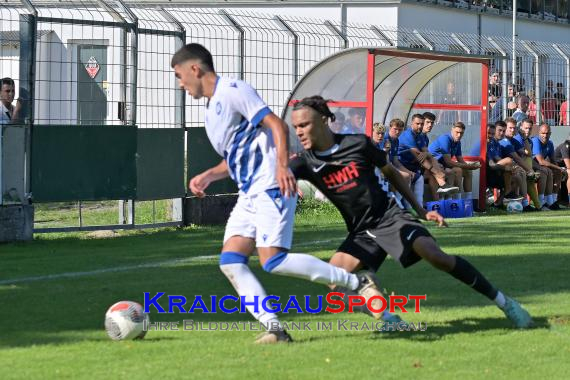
[496, 121, 533, 210]
[428, 122, 481, 201]
[386, 118, 413, 188]
[485, 124, 524, 205]
[398, 114, 458, 200]
[506, 117, 542, 210]
[341, 107, 365, 134]
[531, 123, 564, 210]
[421, 112, 441, 199]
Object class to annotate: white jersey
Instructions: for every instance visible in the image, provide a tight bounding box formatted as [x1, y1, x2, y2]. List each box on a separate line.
[204, 76, 278, 195]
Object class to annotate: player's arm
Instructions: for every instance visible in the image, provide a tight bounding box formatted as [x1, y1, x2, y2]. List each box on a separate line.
[535, 153, 563, 171]
[366, 139, 446, 226]
[261, 113, 296, 197]
[189, 159, 230, 198]
[510, 151, 532, 172]
[381, 164, 446, 227]
[393, 157, 414, 175]
[455, 156, 481, 170]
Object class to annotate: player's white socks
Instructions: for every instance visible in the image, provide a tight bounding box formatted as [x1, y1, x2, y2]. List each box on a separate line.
[263, 252, 360, 290]
[219, 253, 281, 329]
[494, 291, 507, 309]
[413, 175, 424, 207]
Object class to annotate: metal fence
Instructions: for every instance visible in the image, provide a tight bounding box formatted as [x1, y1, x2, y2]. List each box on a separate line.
[1, 0, 570, 230]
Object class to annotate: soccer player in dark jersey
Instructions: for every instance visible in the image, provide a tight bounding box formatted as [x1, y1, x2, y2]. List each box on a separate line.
[289, 96, 533, 329]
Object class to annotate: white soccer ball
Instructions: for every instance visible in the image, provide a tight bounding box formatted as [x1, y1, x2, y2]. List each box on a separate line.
[506, 201, 524, 213]
[105, 301, 149, 340]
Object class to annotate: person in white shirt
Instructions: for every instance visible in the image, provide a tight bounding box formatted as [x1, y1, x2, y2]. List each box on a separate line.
[0, 77, 21, 125]
[171, 43, 382, 344]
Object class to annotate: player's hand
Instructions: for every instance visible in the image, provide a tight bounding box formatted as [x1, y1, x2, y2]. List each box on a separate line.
[276, 166, 296, 198]
[189, 173, 211, 198]
[424, 210, 448, 227]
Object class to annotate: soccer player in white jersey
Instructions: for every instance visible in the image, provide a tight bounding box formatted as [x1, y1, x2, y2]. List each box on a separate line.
[171, 43, 383, 344]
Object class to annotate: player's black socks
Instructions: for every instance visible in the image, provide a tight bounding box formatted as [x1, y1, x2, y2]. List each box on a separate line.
[449, 256, 498, 300]
[332, 286, 373, 316]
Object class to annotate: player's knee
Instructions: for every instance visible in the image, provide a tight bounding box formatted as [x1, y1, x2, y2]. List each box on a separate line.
[262, 251, 288, 273]
[219, 251, 249, 271]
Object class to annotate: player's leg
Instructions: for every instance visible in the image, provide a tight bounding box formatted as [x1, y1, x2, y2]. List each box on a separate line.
[462, 168, 473, 200]
[411, 236, 533, 328]
[450, 167, 463, 199]
[253, 190, 384, 316]
[218, 197, 285, 343]
[327, 237, 403, 323]
[549, 167, 561, 209]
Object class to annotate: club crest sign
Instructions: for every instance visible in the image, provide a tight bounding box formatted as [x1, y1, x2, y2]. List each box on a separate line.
[85, 56, 100, 79]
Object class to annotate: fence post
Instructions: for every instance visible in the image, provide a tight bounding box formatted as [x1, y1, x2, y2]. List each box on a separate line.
[553, 44, 570, 125]
[325, 20, 348, 49]
[161, 7, 186, 223]
[413, 30, 434, 51]
[274, 16, 298, 84]
[488, 37, 509, 120]
[219, 10, 245, 80]
[113, 0, 138, 225]
[522, 41, 541, 124]
[370, 26, 395, 47]
[19, 1, 37, 207]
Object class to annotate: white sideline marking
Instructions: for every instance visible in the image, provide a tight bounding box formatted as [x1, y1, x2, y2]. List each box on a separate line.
[0, 238, 344, 285]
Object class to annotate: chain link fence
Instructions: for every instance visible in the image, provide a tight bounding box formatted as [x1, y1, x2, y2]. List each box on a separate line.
[1, 0, 569, 230]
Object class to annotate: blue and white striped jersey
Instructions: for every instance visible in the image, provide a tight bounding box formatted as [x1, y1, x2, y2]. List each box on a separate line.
[204, 76, 277, 195]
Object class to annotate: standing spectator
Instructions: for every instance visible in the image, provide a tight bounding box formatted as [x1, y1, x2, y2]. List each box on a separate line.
[527, 89, 542, 126]
[489, 72, 501, 107]
[512, 95, 530, 125]
[0, 77, 21, 124]
[542, 80, 557, 125]
[531, 123, 564, 209]
[438, 81, 461, 126]
[559, 99, 569, 126]
[554, 82, 566, 125]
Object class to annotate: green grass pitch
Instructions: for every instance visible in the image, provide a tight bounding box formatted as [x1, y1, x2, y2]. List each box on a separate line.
[1, 202, 569, 379]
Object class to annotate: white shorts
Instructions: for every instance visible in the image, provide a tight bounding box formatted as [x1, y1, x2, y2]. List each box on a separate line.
[223, 188, 297, 249]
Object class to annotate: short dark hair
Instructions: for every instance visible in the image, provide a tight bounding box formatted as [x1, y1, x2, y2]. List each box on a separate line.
[171, 43, 215, 72]
[293, 95, 335, 122]
[333, 111, 345, 123]
[411, 113, 424, 121]
[487, 123, 496, 130]
[521, 118, 534, 126]
[1, 77, 15, 87]
[422, 112, 436, 122]
[348, 107, 365, 117]
[453, 121, 466, 131]
[495, 120, 507, 128]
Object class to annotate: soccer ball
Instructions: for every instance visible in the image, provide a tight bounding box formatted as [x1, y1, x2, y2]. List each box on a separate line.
[506, 201, 524, 213]
[105, 301, 149, 340]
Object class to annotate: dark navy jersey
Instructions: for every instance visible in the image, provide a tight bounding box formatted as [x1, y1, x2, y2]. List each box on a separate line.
[290, 134, 390, 232]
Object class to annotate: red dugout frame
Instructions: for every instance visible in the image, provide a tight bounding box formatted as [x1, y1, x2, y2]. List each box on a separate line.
[288, 49, 491, 210]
